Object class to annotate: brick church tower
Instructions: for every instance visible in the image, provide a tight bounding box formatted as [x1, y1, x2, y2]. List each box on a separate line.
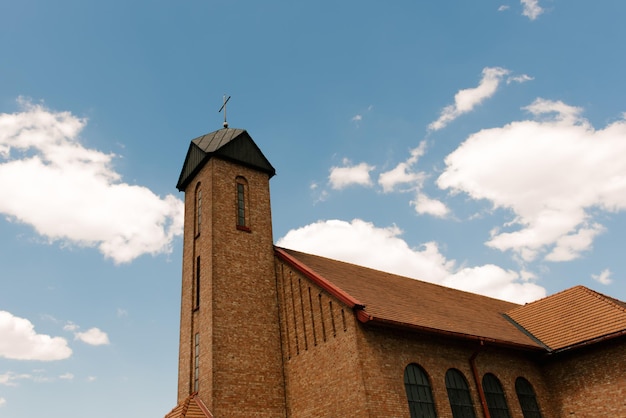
[173, 128, 286, 417]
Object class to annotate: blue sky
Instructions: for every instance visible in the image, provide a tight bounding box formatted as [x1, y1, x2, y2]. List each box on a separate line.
[1, 1, 625, 416]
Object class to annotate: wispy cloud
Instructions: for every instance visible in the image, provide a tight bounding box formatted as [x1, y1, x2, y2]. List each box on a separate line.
[412, 193, 450, 218]
[74, 328, 110, 346]
[507, 74, 534, 84]
[521, 0, 544, 20]
[0, 311, 71, 361]
[64, 321, 110, 345]
[378, 141, 427, 193]
[592, 269, 613, 285]
[428, 67, 510, 131]
[438, 99, 626, 262]
[0, 98, 184, 264]
[329, 159, 375, 189]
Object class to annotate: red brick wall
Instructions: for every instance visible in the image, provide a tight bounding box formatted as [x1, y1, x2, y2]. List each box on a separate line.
[275, 262, 369, 416]
[355, 325, 558, 418]
[544, 336, 626, 417]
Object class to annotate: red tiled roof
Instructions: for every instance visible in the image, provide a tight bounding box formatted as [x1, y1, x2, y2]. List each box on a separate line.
[276, 247, 542, 350]
[164, 393, 213, 418]
[506, 285, 626, 351]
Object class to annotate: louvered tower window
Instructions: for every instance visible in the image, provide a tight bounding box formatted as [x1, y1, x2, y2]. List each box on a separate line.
[404, 363, 437, 418]
[195, 183, 202, 236]
[236, 177, 249, 231]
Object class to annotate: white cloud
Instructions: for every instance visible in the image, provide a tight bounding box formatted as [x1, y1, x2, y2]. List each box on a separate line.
[0, 372, 27, 386]
[429, 67, 510, 131]
[0, 311, 72, 361]
[351, 114, 362, 122]
[63, 322, 79, 332]
[74, 328, 110, 346]
[64, 321, 110, 345]
[59, 372, 74, 380]
[438, 99, 626, 262]
[277, 219, 545, 303]
[507, 74, 534, 84]
[87, 376, 97, 382]
[0, 98, 184, 264]
[378, 141, 427, 193]
[329, 159, 375, 189]
[592, 269, 613, 285]
[498, 5, 510, 12]
[0, 397, 5, 407]
[521, 0, 543, 20]
[412, 193, 450, 218]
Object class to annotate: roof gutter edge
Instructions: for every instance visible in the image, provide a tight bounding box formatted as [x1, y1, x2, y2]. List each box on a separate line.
[361, 315, 545, 352]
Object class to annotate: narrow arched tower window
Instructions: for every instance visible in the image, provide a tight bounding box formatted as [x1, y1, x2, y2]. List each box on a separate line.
[445, 369, 476, 418]
[482, 373, 511, 418]
[193, 333, 200, 392]
[195, 183, 202, 236]
[194, 256, 200, 309]
[236, 177, 249, 231]
[404, 363, 437, 418]
[515, 377, 542, 418]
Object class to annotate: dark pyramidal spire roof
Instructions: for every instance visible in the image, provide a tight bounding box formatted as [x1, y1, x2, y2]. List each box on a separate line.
[176, 128, 276, 191]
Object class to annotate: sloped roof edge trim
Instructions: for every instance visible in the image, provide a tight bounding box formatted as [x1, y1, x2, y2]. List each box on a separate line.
[193, 395, 213, 418]
[275, 246, 365, 310]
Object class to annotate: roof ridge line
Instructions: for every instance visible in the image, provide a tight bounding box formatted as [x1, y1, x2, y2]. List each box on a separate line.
[580, 285, 626, 315]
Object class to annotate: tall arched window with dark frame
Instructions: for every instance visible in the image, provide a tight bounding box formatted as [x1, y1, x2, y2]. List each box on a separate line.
[404, 363, 437, 418]
[482, 373, 511, 418]
[515, 377, 543, 418]
[445, 368, 476, 418]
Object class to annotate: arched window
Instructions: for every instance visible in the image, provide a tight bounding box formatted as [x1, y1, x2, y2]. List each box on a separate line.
[515, 377, 542, 418]
[195, 183, 202, 236]
[404, 363, 437, 418]
[482, 373, 511, 418]
[235, 177, 249, 231]
[445, 369, 476, 418]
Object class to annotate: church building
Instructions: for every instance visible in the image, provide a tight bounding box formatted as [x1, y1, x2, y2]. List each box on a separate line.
[164, 127, 626, 418]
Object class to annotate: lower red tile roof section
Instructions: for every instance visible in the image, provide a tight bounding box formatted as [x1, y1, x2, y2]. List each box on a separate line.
[164, 393, 213, 418]
[506, 285, 626, 351]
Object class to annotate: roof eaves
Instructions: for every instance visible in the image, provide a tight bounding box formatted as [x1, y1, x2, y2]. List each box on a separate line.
[362, 314, 545, 352]
[549, 328, 626, 355]
[275, 246, 365, 309]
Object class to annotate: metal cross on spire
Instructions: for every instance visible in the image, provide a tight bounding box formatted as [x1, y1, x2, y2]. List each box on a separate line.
[218, 94, 231, 128]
